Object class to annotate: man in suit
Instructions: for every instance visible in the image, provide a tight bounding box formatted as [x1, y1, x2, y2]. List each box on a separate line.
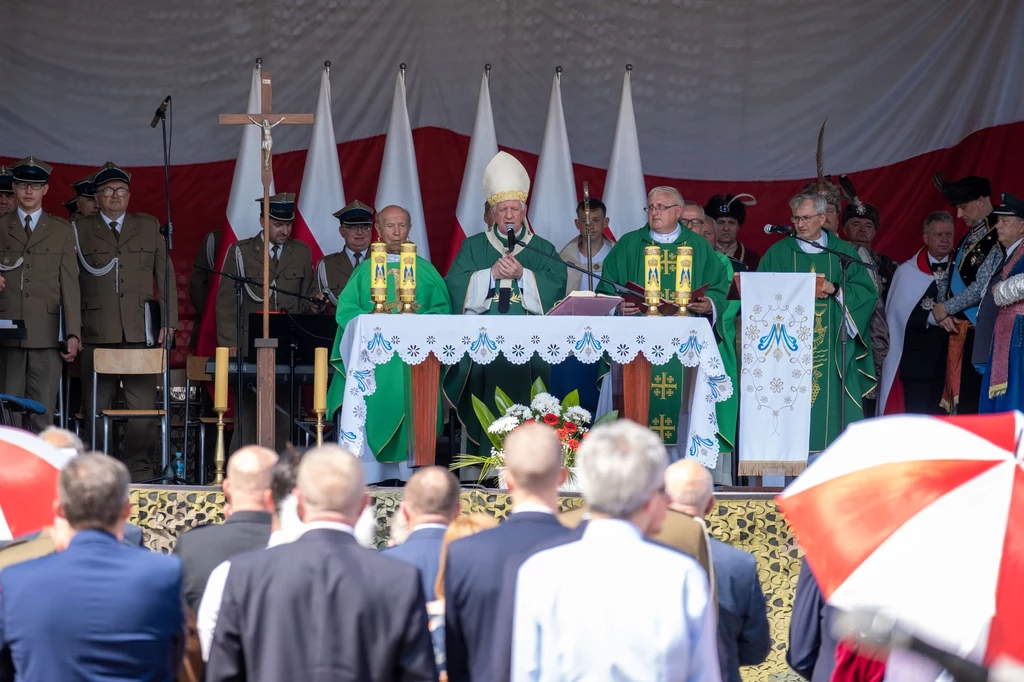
[787, 557, 839, 682]
[188, 229, 220, 348]
[215, 193, 317, 449]
[444, 423, 572, 682]
[75, 162, 177, 475]
[206, 445, 436, 681]
[665, 460, 770, 682]
[383, 466, 461, 601]
[173, 445, 278, 612]
[0, 157, 82, 432]
[315, 200, 374, 314]
[0, 453, 184, 681]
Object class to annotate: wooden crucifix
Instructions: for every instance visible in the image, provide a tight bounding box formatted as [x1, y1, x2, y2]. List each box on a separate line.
[219, 58, 314, 448]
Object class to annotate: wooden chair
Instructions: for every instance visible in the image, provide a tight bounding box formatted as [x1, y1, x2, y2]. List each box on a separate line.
[91, 348, 167, 455]
[182, 355, 233, 485]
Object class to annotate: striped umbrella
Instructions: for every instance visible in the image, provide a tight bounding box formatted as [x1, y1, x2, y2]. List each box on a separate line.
[0, 427, 75, 540]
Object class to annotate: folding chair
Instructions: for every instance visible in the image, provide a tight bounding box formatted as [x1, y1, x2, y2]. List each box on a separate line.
[183, 355, 233, 485]
[91, 348, 167, 455]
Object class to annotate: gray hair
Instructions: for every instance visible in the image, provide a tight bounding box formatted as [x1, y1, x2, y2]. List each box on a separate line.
[648, 186, 684, 206]
[789, 192, 828, 215]
[664, 460, 714, 515]
[577, 420, 668, 519]
[39, 427, 85, 453]
[924, 210, 954, 233]
[59, 453, 130, 531]
[296, 445, 366, 517]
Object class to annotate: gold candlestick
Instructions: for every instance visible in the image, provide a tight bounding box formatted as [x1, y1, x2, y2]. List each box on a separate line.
[314, 409, 325, 446]
[398, 242, 420, 314]
[369, 242, 388, 313]
[644, 245, 662, 316]
[675, 245, 693, 315]
[212, 407, 227, 485]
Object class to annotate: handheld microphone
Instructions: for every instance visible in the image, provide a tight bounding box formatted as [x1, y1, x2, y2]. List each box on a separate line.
[150, 96, 171, 128]
[505, 224, 517, 251]
[764, 223, 794, 235]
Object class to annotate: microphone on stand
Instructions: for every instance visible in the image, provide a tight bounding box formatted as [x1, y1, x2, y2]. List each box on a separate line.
[150, 96, 171, 128]
[498, 223, 517, 312]
[764, 223, 795, 235]
[505, 224, 517, 251]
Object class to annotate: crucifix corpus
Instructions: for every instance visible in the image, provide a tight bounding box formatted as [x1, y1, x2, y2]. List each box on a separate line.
[219, 58, 314, 448]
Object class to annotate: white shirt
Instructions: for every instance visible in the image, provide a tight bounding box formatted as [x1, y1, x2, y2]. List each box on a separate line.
[1006, 238, 1024, 260]
[100, 211, 124, 233]
[346, 246, 368, 267]
[257, 233, 282, 261]
[411, 522, 449, 532]
[16, 207, 42, 233]
[511, 519, 721, 682]
[511, 502, 556, 516]
[649, 225, 682, 244]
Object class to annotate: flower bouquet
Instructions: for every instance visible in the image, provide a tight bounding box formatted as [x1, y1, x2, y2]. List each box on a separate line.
[451, 377, 617, 489]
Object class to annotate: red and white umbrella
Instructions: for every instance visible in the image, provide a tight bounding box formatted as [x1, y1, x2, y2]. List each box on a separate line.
[777, 412, 1024, 667]
[0, 426, 75, 541]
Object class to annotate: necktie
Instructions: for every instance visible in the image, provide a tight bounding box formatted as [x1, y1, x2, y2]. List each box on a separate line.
[271, 246, 280, 268]
[23, 215, 32, 241]
[353, 251, 363, 267]
[110, 220, 119, 242]
[930, 261, 947, 275]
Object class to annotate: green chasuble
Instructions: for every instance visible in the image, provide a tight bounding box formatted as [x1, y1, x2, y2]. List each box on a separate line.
[326, 255, 452, 463]
[713, 251, 739, 456]
[597, 223, 730, 445]
[757, 230, 878, 453]
[443, 223, 567, 457]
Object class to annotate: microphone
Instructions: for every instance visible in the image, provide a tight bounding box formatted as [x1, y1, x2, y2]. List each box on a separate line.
[764, 223, 794, 235]
[505, 224, 517, 251]
[150, 96, 171, 128]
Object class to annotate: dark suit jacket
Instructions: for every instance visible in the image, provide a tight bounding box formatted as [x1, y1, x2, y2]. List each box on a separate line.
[900, 280, 950, 381]
[382, 526, 446, 601]
[444, 511, 571, 682]
[787, 557, 839, 682]
[205, 528, 436, 682]
[710, 538, 771, 682]
[0, 530, 183, 682]
[173, 510, 272, 612]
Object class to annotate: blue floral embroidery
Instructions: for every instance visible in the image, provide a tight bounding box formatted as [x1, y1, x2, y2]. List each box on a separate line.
[688, 433, 716, 458]
[705, 374, 728, 401]
[470, 330, 497, 354]
[757, 323, 799, 353]
[338, 429, 359, 444]
[349, 369, 374, 393]
[574, 328, 603, 354]
[366, 328, 393, 353]
[678, 333, 705, 356]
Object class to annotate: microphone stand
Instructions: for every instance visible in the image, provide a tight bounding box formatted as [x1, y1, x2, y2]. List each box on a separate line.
[504, 228, 635, 299]
[155, 97, 177, 484]
[787, 231, 877, 428]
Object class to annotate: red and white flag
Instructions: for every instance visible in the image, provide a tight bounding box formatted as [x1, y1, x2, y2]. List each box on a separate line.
[196, 64, 275, 356]
[376, 67, 429, 261]
[529, 70, 577, 250]
[293, 65, 346, 263]
[603, 67, 647, 240]
[444, 67, 497, 273]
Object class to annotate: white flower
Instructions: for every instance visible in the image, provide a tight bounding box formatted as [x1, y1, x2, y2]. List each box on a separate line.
[530, 392, 562, 416]
[487, 415, 519, 434]
[505, 404, 533, 421]
[563, 406, 592, 425]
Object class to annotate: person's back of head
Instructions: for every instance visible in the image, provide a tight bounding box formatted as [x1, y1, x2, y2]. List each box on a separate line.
[664, 460, 715, 519]
[503, 423, 566, 508]
[296, 445, 367, 525]
[39, 426, 85, 453]
[58, 452, 131, 536]
[270, 447, 302, 534]
[577, 420, 669, 535]
[223, 445, 279, 514]
[403, 466, 461, 527]
[434, 513, 499, 600]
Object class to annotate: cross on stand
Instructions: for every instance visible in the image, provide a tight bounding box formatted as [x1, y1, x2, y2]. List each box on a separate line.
[219, 58, 314, 448]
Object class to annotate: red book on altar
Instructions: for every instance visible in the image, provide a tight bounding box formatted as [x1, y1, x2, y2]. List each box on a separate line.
[546, 291, 623, 316]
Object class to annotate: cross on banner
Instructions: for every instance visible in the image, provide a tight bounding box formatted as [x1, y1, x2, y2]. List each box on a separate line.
[219, 58, 314, 448]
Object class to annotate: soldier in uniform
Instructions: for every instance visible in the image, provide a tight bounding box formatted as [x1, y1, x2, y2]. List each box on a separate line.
[0, 167, 15, 217]
[68, 173, 98, 222]
[0, 157, 82, 432]
[215, 193, 317, 449]
[188, 229, 221, 348]
[75, 162, 178, 476]
[314, 200, 373, 313]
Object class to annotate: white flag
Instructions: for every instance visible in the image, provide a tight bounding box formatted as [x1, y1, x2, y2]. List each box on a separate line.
[376, 67, 429, 261]
[528, 71, 577, 249]
[603, 68, 646, 239]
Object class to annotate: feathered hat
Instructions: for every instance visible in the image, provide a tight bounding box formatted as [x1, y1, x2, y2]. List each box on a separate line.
[803, 120, 842, 208]
[704, 193, 757, 225]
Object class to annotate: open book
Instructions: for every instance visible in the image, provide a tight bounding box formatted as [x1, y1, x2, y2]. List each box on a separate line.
[546, 290, 623, 316]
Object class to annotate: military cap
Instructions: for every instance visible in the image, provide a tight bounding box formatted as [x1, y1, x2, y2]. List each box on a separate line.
[11, 156, 53, 184]
[62, 196, 79, 217]
[704, 193, 755, 225]
[0, 167, 12, 194]
[841, 202, 880, 228]
[934, 174, 991, 207]
[333, 200, 373, 227]
[71, 172, 96, 198]
[992, 192, 1024, 220]
[93, 161, 132, 188]
[255, 192, 296, 222]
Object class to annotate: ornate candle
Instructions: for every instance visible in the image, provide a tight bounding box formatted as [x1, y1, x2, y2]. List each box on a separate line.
[675, 245, 693, 315]
[644, 245, 662, 316]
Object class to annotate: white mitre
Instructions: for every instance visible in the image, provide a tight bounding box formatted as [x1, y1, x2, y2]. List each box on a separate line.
[483, 151, 530, 207]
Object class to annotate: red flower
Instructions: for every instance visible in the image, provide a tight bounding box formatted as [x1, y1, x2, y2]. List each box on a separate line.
[567, 438, 580, 451]
[543, 413, 559, 425]
[555, 427, 567, 440]
[564, 422, 578, 434]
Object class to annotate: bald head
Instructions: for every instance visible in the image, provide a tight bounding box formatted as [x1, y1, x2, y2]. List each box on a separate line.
[296, 445, 367, 520]
[503, 423, 564, 496]
[223, 446, 278, 511]
[403, 466, 461, 525]
[664, 459, 714, 518]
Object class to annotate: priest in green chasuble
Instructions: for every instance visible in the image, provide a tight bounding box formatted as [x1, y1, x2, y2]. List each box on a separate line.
[597, 189, 730, 450]
[757, 192, 878, 453]
[444, 151, 567, 456]
[326, 205, 452, 466]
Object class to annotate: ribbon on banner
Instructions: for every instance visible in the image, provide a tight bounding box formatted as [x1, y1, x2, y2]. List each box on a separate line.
[738, 273, 816, 476]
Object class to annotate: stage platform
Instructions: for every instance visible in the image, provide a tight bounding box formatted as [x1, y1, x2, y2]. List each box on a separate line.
[130, 485, 801, 682]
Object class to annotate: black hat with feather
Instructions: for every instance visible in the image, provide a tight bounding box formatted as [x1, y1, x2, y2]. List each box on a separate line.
[932, 173, 991, 207]
[704, 193, 756, 225]
[838, 175, 880, 227]
[803, 119, 843, 208]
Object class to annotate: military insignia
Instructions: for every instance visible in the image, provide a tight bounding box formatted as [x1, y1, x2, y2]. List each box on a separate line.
[970, 254, 980, 266]
[920, 296, 935, 311]
[855, 204, 867, 216]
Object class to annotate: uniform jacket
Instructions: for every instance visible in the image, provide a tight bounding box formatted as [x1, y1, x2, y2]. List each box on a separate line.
[0, 211, 81, 348]
[316, 249, 357, 312]
[74, 212, 178, 345]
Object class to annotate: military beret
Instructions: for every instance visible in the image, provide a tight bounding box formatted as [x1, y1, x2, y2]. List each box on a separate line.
[992, 192, 1024, 220]
[93, 161, 132, 188]
[256, 192, 296, 222]
[842, 202, 880, 228]
[11, 156, 53, 184]
[333, 200, 373, 226]
[937, 175, 991, 207]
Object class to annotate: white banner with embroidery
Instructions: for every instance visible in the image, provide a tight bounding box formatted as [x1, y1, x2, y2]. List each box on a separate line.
[336, 314, 731, 466]
[738, 273, 816, 475]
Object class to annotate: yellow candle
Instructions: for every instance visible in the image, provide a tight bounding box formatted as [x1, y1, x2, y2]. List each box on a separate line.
[370, 242, 388, 289]
[644, 245, 662, 294]
[675, 246, 692, 295]
[400, 244, 417, 290]
[313, 347, 328, 413]
[214, 346, 229, 410]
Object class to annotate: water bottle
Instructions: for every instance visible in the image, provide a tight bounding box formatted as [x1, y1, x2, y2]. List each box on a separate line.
[173, 452, 185, 481]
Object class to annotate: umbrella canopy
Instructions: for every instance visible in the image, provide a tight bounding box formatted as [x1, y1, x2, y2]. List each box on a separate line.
[777, 412, 1024, 666]
[0, 427, 75, 540]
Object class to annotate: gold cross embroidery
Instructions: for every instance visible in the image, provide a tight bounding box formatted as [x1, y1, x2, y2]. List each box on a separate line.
[652, 372, 677, 400]
[650, 414, 675, 441]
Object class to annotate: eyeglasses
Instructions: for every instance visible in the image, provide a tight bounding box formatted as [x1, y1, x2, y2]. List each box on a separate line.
[98, 187, 129, 197]
[13, 181, 45, 191]
[342, 224, 372, 231]
[791, 214, 823, 225]
[645, 204, 679, 214]
[680, 218, 705, 228]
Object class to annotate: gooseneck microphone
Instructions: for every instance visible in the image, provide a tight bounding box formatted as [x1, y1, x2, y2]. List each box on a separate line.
[764, 223, 794, 235]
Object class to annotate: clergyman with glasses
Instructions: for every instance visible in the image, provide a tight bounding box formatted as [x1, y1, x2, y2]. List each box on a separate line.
[757, 192, 878, 453]
[597, 186, 730, 453]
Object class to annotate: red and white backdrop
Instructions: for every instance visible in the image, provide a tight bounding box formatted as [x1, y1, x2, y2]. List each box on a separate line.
[2, 0, 1023, 364]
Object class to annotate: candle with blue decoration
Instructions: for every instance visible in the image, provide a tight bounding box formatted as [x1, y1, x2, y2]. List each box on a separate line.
[369, 242, 388, 313]
[399, 242, 418, 313]
[644, 245, 662, 316]
[675, 245, 693, 315]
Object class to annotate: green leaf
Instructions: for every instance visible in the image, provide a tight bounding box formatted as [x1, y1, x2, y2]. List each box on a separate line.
[494, 387, 515, 415]
[561, 390, 580, 409]
[593, 409, 619, 427]
[471, 394, 504, 450]
[450, 453, 503, 482]
[530, 376, 548, 401]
